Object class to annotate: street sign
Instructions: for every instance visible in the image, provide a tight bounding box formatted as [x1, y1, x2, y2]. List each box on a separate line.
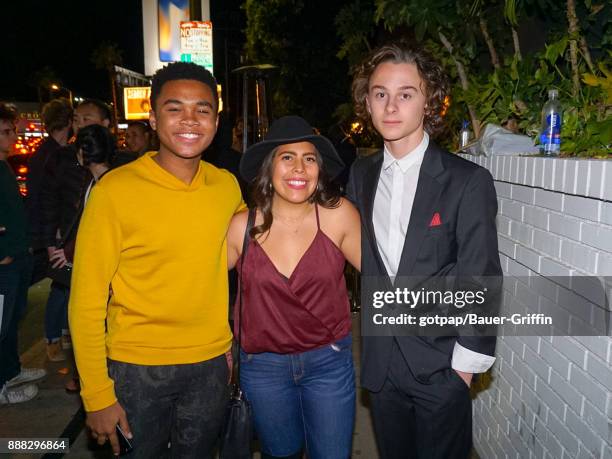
[180, 53, 213, 71]
[180, 21, 213, 74]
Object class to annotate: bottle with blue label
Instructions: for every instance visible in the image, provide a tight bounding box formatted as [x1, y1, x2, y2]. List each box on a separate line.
[539, 89, 562, 156]
[459, 120, 471, 150]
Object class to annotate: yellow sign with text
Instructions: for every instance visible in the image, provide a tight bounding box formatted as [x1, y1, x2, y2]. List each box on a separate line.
[124, 87, 151, 120]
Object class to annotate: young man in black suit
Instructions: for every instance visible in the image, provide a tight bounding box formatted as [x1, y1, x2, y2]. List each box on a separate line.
[347, 43, 502, 458]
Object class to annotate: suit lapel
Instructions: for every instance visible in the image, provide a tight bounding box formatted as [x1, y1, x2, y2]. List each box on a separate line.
[396, 143, 446, 277]
[362, 154, 388, 276]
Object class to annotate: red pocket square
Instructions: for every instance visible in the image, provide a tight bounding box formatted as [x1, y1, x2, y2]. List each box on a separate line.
[429, 212, 442, 227]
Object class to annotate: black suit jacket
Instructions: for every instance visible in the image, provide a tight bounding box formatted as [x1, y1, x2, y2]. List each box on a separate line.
[347, 141, 502, 392]
[39, 145, 91, 248]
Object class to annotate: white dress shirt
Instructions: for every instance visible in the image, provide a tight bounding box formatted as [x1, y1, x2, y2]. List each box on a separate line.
[373, 133, 428, 279]
[372, 132, 495, 373]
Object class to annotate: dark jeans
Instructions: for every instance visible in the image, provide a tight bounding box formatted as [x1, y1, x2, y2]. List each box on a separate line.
[240, 334, 356, 459]
[0, 254, 33, 386]
[44, 282, 69, 342]
[108, 354, 229, 459]
[370, 339, 472, 459]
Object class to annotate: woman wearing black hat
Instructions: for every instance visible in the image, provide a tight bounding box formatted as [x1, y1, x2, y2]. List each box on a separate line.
[227, 116, 361, 459]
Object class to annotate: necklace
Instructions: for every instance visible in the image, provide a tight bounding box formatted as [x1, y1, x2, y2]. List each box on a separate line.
[273, 206, 313, 234]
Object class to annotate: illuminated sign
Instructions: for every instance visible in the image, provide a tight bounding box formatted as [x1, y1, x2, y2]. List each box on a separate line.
[158, 0, 190, 62]
[143, 0, 211, 76]
[123, 87, 152, 120]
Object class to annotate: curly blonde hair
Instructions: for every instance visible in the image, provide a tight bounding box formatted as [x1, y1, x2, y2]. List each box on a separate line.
[352, 43, 449, 135]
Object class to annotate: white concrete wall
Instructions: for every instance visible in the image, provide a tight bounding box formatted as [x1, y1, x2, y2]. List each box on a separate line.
[461, 155, 612, 459]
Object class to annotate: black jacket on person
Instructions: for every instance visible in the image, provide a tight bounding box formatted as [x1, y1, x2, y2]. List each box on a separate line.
[203, 112, 248, 201]
[27, 136, 62, 249]
[39, 145, 91, 248]
[111, 150, 138, 168]
[346, 141, 502, 392]
[203, 146, 247, 201]
[0, 160, 29, 260]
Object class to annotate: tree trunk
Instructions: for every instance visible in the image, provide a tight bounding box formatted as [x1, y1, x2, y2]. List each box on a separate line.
[579, 36, 595, 74]
[109, 70, 119, 133]
[439, 31, 481, 138]
[479, 17, 501, 70]
[566, 0, 581, 96]
[511, 27, 522, 61]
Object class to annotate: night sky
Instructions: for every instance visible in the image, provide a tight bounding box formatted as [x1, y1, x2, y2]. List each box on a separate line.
[2, 1, 146, 102]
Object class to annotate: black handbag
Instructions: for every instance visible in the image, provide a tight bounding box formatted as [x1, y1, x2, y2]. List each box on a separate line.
[46, 179, 90, 288]
[47, 262, 73, 287]
[47, 209, 81, 288]
[219, 209, 255, 459]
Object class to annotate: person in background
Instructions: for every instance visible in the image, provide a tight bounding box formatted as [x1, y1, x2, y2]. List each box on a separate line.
[40, 99, 110, 379]
[69, 62, 243, 457]
[203, 111, 247, 200]
[125, 121, 152, 157]
[203, 112, 248, 313]
[226, 116, 361, 459]
[231, 116, 245, 152]
[27, 97, 73, 362]
[51, 124, 116, 392]
[76, 125, 114, 196]
[0, 102, 46, 405]
[113, 121, 152, 167]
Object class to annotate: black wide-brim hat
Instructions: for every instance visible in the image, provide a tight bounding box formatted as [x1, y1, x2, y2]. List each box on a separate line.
[239, 116, 345, 182]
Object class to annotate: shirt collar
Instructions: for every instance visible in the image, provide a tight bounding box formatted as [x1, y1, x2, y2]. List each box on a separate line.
[382, 132, 429, 173]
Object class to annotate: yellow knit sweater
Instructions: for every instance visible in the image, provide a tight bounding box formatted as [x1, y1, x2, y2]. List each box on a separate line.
[69, 152, 243, 411]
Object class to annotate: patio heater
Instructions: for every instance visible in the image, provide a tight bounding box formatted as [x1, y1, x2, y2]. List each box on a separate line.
[231, 64, 277, 151]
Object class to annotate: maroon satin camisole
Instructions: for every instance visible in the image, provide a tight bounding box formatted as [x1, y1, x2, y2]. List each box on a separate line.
[234, 205, 352, 354]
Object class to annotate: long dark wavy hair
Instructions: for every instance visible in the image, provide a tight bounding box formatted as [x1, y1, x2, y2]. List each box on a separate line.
[249, 145, 341, 239]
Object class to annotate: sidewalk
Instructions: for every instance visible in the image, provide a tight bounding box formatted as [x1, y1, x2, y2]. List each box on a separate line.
[2, 280, 478, 458]
[0, 339, 83, 458]
[1, 280, 378, 458]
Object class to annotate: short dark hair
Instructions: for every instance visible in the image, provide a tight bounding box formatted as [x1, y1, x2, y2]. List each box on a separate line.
[42, 98, 73, 133]
[0, 102, 18, 124]
[77, 99, 112, 123]
[127, 120, 151, 133]
[150, 62, 218, 111]
[352, 42, 449, 135]
[75, 124, 115, 166]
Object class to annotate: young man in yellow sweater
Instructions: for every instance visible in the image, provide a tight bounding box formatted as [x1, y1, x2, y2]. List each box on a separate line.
[68, 62, 244, 458]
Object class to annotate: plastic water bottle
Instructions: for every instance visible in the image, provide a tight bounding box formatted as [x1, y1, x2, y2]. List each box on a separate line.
[539, 89, 562, 156]
[459, 120, 471, 150]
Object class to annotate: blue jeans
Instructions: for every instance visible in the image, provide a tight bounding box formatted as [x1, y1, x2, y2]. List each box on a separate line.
[44, 283, 69, 342]
[240, 334, 356, 459]
[0, 254, 33, 386]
